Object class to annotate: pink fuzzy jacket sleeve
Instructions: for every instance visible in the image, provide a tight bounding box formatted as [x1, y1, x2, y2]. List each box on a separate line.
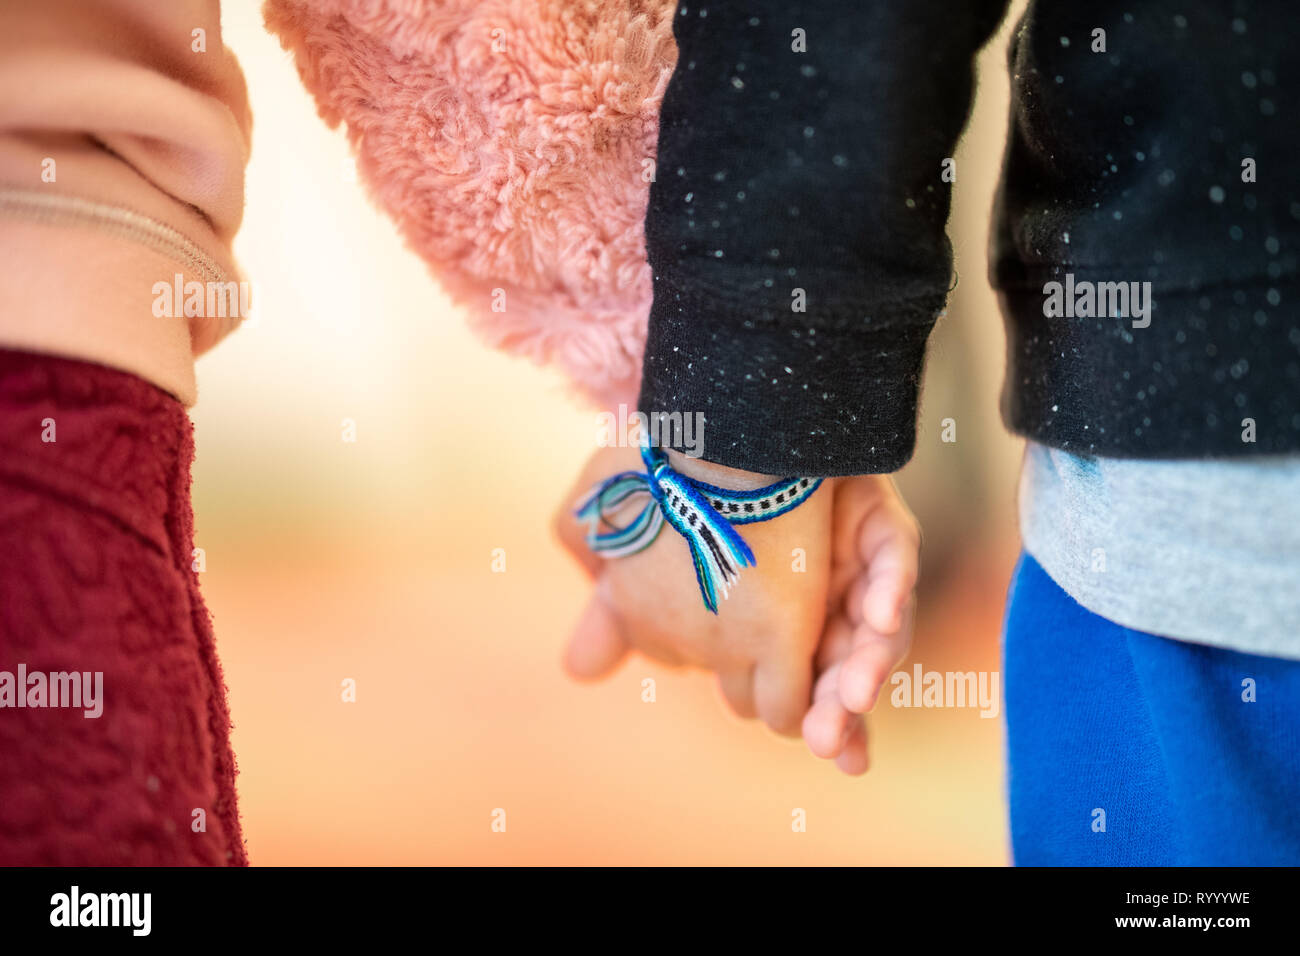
[0, 0, 252, 406]
[265, 0, 676, 409]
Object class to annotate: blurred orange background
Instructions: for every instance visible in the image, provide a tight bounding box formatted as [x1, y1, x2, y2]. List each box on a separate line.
[193, 2, 1027, 864]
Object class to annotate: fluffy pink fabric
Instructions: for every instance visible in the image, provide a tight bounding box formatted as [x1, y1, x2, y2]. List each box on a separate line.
[264, 0, 677, 407]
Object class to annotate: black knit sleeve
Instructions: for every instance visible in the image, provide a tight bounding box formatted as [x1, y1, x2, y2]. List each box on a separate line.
[638, 0, 1008, 476]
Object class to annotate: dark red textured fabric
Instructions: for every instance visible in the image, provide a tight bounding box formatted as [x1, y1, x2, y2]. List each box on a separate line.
[0, 348, 246, 865]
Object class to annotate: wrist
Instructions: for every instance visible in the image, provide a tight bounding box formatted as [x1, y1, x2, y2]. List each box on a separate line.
[664, 448, 784, 491]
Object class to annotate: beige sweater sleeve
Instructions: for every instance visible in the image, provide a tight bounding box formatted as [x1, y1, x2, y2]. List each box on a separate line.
[0, 0, 252, 405]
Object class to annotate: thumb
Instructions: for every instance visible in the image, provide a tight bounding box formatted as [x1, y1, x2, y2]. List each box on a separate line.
[563, 583, 629, 681]
[552, 496, 605, 580]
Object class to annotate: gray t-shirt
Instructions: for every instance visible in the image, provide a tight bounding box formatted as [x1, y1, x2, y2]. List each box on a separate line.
[1018, 442, 1300, 660]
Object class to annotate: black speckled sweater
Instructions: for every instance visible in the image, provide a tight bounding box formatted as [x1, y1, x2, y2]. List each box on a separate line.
[638, 0, 1299, 476]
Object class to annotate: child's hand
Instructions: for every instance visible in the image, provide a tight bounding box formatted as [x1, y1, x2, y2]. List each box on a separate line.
[554, 444, 835, 737]
[801, 475, 919, 775]
[553, 445, 919, 764]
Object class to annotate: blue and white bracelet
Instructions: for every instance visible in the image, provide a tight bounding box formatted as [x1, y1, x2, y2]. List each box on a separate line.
[576, 441, 823, 613]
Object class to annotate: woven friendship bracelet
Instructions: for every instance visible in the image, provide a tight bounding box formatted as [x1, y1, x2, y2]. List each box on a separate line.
[576, 441, 823, 613]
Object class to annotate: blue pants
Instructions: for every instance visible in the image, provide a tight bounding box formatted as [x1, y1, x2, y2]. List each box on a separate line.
[1003, 553, 1300, 866]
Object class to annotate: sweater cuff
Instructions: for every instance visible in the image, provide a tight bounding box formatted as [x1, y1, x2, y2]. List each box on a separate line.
[637, 306, 935, 477]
